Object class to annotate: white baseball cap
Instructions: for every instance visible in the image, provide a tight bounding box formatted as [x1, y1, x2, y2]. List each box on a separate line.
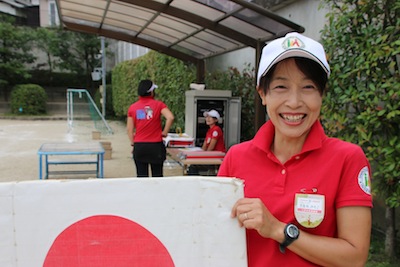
[203, 109, 220, 119]
[257, 32, 330, 85]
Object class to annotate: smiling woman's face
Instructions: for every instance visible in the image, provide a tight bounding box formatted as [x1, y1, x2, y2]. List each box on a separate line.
[258, 58, 322, 141]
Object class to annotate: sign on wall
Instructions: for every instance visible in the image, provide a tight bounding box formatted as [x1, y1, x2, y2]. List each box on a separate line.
[0, 177, 246, 266]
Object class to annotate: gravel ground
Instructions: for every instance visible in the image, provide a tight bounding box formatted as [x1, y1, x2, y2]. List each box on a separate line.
[0, 118, 182, 182]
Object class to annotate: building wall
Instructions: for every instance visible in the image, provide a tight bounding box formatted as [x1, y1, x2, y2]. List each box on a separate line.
[206, 0, 329, 73]
[274, 0, 329, 40]
[0, 0, 39, 24]
[0, 2, 20, 16]
[39, 0, 58, 27]
[113, 41, 149, 66]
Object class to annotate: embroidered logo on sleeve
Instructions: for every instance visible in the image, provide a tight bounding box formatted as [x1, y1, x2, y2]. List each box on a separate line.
[358, 166, 371, 195]
[212, 130, 218, 137]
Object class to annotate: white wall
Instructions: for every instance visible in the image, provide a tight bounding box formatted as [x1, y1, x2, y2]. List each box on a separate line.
[275, 0, 329, 41]
[206, 0, 329, 73]
[114, 41, 150, 65]
[39, 0, 59, 27]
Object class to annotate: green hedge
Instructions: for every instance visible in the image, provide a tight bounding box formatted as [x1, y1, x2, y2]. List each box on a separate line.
[10, 84, 47, 115]
[28, 70, 87, 87]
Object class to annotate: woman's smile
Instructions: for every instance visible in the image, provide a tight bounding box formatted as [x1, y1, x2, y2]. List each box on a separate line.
[280, 113, 306, 124]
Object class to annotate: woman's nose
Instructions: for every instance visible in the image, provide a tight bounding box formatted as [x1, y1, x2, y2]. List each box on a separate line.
[285, 89, 303, 108]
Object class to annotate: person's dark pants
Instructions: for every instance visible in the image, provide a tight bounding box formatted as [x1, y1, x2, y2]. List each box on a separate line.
[135, 161, 163, 177]
[133, 142, 166, 177]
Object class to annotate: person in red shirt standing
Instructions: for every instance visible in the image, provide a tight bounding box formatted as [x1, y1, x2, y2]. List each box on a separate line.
[127, 79, 174, 177]
[202, 109, 226, 152]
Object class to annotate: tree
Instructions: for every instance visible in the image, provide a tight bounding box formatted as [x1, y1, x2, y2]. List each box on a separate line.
[54, 30, 100, 74]
[0, 15, 36, 100]
[320, 0, 400, 259]
[30, 27, 113, 95]
[28, 28, 104, 93]
[33, 27, 60, 72]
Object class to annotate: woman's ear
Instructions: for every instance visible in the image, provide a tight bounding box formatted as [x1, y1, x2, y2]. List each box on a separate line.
[256, 86, 267, 106]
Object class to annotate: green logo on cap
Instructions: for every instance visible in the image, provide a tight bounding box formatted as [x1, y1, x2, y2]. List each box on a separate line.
[282, 36, 305, 50]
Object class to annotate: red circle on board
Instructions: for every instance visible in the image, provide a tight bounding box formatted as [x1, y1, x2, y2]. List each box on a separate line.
[43, 215, 175, 267]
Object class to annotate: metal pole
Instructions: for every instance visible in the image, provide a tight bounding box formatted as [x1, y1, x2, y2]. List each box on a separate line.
[101, 36, 106, 117]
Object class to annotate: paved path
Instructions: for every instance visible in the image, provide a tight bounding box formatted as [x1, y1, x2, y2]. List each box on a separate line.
[0, 118, 182, 182]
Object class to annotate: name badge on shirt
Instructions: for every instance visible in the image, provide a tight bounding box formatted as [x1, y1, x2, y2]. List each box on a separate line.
[294, 192, 325, 228]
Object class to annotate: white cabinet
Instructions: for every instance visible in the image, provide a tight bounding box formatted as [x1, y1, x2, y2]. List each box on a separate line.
[185, 90, 241, 148]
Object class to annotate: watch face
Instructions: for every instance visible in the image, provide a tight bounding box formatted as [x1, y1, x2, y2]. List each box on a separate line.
[287, 224, 299, 238]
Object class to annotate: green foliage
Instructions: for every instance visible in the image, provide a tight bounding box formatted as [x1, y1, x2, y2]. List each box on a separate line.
[205, 64, 256, 141]
[30, 27, 106, 92]
[320, 0, 399, 258]
[0, 15, 36, 100]
[52, 29, 101, 75]
[367, 229, 400, 267]
[0, 17, 104, 100]
[33, 27, 60, 71]
[112, 51, 196, 130]
[10, 84, 47, 115]
[27, 70, 87, 88]
[320, 0, 400, 209]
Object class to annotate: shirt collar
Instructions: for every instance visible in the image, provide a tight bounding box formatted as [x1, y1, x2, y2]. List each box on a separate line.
[139, 96, 154, 100]
[252, 120, 326, 154]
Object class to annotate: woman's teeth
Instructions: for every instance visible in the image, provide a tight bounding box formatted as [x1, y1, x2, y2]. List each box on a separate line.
[282, 114, 304, 122]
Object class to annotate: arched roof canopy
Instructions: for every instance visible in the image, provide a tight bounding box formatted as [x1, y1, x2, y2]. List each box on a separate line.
[56, 0, 304, 77]
[55, 0, 305, 129]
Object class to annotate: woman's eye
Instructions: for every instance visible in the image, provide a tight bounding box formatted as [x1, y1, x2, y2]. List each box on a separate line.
[304, 85, 317, 90]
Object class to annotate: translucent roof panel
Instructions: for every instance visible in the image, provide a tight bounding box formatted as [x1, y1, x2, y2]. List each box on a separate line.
[55, 0, 304, 63]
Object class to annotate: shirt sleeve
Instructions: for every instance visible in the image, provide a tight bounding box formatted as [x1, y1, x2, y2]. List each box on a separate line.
[336, 145, 373, 208]
[217, 146, 233, 177]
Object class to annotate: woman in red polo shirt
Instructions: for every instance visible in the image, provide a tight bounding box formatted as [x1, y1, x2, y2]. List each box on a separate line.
[187, 109, 226, 176]
[218, 32, 372, 266]
[202, 109, 226, 152]
[127, 79, 174, 177]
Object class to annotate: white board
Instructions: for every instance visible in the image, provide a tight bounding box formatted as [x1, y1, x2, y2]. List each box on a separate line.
[0, 177, 247, 267]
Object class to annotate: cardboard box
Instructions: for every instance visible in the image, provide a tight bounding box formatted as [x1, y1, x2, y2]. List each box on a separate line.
[100, 141, 112, 160]
[92, 131, 101, 140]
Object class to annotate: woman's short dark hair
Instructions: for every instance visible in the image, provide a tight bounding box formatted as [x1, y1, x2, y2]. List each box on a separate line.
[259, 57, 328, 95]
[138, 79, 153, 96]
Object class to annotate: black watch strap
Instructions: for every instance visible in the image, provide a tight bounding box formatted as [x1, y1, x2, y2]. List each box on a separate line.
[279, 223, 299, 253]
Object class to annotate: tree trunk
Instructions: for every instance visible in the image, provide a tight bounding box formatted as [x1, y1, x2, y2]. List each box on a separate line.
[384, 206, 395, 258]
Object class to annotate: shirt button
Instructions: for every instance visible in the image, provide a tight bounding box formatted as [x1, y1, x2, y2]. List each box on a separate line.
[281, 169, 286, 175]
[295, 156, 300, 160]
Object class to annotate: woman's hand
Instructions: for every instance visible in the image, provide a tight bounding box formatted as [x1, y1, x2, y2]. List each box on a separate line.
[231, 198, 285, 242]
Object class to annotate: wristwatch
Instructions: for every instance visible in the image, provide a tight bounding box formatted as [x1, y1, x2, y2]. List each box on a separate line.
[279, 223, 300, 253]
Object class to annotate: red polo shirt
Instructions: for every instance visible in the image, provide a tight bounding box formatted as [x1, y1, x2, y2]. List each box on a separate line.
[218, 120, 372, 267]
[204, 125, 226, 152]
[127, 96, 167, 143]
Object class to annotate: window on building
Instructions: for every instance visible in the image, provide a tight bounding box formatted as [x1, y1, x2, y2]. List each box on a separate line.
[49, 1, 59, 26]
